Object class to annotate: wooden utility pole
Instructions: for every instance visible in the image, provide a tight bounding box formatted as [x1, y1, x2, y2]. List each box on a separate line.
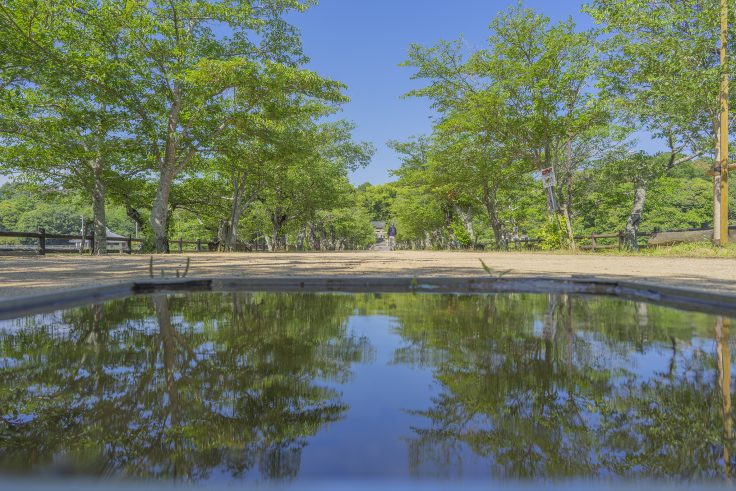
[719, 0, 730, 245]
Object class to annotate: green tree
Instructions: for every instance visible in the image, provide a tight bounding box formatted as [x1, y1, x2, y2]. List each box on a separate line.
[0, 0, 144, 253]
[257, 120, 372, 251]
[355, 183, 397, 222]
[586, 0, 727, 245]
[401, 7, 613, 248]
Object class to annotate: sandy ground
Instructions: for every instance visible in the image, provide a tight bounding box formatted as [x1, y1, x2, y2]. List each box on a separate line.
[0, 250, 734, 299]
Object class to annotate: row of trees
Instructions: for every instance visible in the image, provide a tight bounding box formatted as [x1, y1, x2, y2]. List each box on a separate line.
[384, 3, 736, 250]
[3, 2, 736, 253]
[0, 0, 375, 253]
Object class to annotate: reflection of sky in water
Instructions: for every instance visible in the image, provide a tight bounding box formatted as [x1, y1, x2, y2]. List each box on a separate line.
[305, 308, 732, 480]
[301, 315, 442, 478]
[299, 311, 732, 480]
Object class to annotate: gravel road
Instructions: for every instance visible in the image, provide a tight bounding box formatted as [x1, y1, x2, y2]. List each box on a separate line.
[0, 250, 734, 299]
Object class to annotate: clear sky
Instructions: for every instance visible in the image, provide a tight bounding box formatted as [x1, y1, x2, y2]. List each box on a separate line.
[287, 0, 595, 185]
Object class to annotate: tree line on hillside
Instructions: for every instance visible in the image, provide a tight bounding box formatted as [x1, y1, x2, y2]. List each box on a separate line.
[1, 1, 735, 253]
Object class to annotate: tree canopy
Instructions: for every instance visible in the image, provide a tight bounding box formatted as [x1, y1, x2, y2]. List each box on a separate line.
[1, 1, 734, 252]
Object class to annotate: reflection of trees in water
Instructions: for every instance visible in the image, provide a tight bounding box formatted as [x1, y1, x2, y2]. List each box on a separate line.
[393, 294, 735, 480]
[595, 316, 732, 479]
[0, 292, 372, 482]
[0, 291, 732, 481]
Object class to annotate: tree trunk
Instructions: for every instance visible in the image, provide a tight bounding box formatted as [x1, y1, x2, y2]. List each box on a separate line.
[309, 223, 320, 250]
[91, 162, 107, 255]
[543, 294, 559, 341]
[270, 212, 287, 252]
[225, 217, 239, 251]
[714, 123, 722, 244]
[482, 185, 504, 249]
[126, 206, 144, 234]
[454, 205, 476, 248]
[329, 225, 336, 250]
[625, 181, 647, 251]
[564, 119, 577, 251]
[225, 195, 243, 252]
[560, 205, 576, 252]
[635, 302, 649, 329]
[154, 295, 179, 422]
[150, 173, 173, 253]
[224, 175, 259, 252]
[217, 220, 230, 251]
[271, 221, 280, 252]
[150, 88, 183, 254]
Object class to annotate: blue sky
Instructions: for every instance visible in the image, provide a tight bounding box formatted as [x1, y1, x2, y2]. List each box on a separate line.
[288, 0, 596, 185]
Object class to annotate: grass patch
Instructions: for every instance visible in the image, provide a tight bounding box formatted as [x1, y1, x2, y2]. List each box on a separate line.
[497, 241, 736, 257]
[632, 241, 736, 257]
[539, 241, 736, 258]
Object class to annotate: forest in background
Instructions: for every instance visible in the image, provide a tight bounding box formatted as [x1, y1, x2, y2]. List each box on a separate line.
[1, 1, 735, 253]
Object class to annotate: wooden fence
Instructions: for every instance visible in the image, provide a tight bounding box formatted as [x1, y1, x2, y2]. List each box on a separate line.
[504, 232, 627, 251]
[1, 224, 733, 255]
[509, 225, 736, 251]
[0, 229, 214, 255]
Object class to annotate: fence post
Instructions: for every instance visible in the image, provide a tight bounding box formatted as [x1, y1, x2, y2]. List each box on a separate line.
[591, 234, 597, 252]
[196, 239, 202, 252]
[38, 228, 46, 256]
[618, 230, 625, 250]
[127, 236, 133, 254]
[178, 237, 183, 253]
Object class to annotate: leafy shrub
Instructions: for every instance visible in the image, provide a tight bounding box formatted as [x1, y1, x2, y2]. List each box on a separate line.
[539, 215, 570, 250]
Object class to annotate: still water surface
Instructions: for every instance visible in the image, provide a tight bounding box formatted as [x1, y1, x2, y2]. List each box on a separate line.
[0, 292, 733, 483]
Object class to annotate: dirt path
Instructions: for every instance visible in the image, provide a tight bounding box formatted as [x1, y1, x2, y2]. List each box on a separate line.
[0, 251, 734, 299]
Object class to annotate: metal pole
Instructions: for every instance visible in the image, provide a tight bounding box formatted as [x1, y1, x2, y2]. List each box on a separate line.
[720, 0, 730, 245]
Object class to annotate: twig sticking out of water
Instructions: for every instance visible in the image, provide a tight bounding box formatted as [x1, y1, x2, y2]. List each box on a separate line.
[149, 256, 191, 279]
[479, 259, 511, 280]
[176, 257, 191, 278]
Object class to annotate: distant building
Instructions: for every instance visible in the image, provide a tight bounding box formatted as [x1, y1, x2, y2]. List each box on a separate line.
[70, 228, 128, 251]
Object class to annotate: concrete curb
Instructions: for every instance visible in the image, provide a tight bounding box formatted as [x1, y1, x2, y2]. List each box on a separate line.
[0, 276, 734, 320]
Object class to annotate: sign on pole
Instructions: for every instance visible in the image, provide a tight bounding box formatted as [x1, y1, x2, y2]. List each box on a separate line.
[541, 167, 557, 189]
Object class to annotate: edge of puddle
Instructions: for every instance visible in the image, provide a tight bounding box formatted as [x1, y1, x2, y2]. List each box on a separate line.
[0, 276, 734, 321]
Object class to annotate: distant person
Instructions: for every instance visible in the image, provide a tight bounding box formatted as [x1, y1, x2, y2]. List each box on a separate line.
[387, 223, 397, 251]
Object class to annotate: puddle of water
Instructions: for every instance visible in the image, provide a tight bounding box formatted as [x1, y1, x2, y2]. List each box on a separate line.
[0, 292, 733, 484]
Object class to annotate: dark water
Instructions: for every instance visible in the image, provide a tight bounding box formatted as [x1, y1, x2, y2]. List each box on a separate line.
[0, 292, 733, 484]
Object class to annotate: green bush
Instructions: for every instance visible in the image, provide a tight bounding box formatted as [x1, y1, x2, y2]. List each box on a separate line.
[539, 215, 569, 250]
[450, 220, 472, 248]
